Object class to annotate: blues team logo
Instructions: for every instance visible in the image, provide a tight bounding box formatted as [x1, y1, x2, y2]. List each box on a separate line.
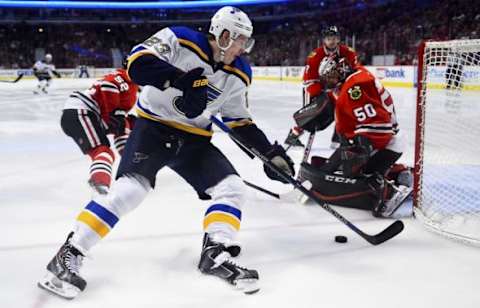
[133, 152, 149, 163]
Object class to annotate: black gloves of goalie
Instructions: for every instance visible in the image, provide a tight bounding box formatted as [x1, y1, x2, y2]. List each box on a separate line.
[264, 142, 295, 183]
[108, 109, 127, 135]
[172, 67, 208, 119]
[340, 135, 373, 177]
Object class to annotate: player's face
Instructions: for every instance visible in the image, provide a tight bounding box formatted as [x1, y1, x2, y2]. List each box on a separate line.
[222, 35, 248, 64]
[323, 36, 340, 50]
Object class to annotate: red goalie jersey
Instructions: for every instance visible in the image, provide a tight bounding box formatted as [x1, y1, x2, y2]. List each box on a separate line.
[328, 66, 398, 150]
[87, 68, 138, 125]
[303, 44, 360, 99]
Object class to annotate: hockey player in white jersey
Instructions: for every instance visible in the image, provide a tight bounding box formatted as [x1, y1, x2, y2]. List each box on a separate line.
[32, 53, 61, 94]
[38, 7, 295, 298]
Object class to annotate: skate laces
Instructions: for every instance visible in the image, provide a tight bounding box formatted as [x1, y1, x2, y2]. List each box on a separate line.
[63, 245, 84, 275]
[212, 251, 247, 271]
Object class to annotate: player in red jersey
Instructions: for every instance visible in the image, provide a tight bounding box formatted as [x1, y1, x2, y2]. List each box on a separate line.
[61, 62, 139, 194]
[285, 26, 360, 148]
[295, 55, 412, 217]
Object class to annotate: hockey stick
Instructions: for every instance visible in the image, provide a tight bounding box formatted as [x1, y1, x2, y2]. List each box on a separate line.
[284, 132, 304, 152]
[298, 130, 315, 179]
[0, 73, 24, 83]
[209, 114, 404, 245]
[244, 131, 316, 200]
[243, 180, 280, 199]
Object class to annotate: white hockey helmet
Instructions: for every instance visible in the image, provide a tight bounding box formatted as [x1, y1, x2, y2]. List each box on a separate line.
[45, 53, 53, 62]
[209, 6, 254, 53]
[318, 55, 350, 84]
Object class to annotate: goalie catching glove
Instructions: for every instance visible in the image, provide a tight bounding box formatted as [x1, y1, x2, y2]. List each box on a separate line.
[263, 142, 295, 183]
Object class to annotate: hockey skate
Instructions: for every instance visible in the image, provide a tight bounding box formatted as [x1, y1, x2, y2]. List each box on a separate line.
[198, 234, 259, 294]
[372, 179, 413, 218]
[284, 129, 304, 147]
[38, 232, 87, 299]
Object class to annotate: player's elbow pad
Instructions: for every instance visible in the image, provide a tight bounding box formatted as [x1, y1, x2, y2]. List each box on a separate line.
[127, 54, 181, 90]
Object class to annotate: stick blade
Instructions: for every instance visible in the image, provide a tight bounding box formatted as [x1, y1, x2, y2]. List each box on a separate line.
[368, 220, 404, 245]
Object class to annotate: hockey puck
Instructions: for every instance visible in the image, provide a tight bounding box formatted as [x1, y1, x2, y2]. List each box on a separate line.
[335, 235, 348, 243]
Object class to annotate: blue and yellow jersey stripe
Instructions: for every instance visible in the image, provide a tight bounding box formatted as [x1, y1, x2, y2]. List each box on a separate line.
[222, 117, 253, 129]
[136, 100, 214, 137]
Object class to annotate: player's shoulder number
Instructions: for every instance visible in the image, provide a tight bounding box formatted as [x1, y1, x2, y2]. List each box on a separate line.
[114, 75, 129, 92]
[143, 35, 171, 55]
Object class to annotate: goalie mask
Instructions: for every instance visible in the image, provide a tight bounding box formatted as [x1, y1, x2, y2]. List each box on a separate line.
[318, 55, 351, 88]
[209, 6, 255, 58]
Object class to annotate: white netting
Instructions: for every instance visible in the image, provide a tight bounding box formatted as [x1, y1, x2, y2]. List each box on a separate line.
[415, 39, 480, 246]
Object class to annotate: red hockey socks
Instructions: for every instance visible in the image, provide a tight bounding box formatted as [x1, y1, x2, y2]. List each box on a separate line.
[87, 146, 115, 194]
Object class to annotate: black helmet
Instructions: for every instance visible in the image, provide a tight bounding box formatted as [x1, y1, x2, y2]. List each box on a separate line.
[322, 26, 340, 38]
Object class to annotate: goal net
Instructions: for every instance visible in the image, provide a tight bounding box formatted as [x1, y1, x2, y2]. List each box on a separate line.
[414, 39, 480, 246]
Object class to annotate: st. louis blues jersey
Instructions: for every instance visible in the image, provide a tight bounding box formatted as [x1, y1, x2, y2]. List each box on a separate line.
[33, 60, 56, 77]
[127, 26, 253, 137]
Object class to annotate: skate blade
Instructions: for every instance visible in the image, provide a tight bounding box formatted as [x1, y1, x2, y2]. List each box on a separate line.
[235, 278, 260, 295]
[37, 272, 80, 300]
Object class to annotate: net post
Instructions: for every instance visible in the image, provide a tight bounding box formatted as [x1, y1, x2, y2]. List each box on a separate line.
[413, 40, 426, 210]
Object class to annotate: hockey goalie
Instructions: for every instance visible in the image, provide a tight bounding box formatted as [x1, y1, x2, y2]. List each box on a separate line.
[294, 55, 412, 217]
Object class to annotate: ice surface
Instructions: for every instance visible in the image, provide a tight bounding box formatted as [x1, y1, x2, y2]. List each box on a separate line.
[1, 79, 479, 308]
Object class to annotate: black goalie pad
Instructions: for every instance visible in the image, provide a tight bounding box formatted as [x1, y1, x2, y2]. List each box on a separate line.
[299, 161, 382, 211]
[293, 92, 334, 133]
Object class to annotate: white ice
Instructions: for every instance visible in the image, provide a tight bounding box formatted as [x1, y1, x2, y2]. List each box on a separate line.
[0, 78, 479, 308]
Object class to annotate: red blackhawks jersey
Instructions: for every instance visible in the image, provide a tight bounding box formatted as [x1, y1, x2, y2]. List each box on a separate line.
[65, 69, 138, 127]
[328, 66, 398, 150]
[303, 44, 360, 100]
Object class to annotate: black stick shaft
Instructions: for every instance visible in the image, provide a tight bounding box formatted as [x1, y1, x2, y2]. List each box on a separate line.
[209, 115, 404, 245]
[243, 180, 280, 199]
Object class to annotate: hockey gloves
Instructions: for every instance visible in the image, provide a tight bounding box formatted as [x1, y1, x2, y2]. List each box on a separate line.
[108, 109, 127, 135]
[264, 142, 295, 183]
[340, 135, 373, 177]
[172, 67, 208, 119]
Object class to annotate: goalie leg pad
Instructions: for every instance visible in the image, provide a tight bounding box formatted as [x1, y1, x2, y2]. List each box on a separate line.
[299, 162, 381, 211]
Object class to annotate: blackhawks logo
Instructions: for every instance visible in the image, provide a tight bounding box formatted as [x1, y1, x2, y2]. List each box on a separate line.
[348, 86, 362, 100]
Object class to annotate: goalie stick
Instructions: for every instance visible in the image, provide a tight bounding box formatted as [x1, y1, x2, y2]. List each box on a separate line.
[0, 73, 24, 83]
[208, 113, 404, 245]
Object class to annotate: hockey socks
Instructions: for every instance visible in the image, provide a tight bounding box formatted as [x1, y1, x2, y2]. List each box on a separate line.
[87, 146, 115, 194]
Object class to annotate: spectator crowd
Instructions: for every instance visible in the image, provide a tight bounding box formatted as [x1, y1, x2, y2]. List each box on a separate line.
[0, 0, 477, 69]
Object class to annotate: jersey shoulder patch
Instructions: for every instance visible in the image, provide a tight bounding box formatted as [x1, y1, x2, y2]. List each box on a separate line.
[223, 56, 252, 86]
[347, 85, 362, 100]
[169, 26, 212, 63]
[344, 68, 376, 101]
